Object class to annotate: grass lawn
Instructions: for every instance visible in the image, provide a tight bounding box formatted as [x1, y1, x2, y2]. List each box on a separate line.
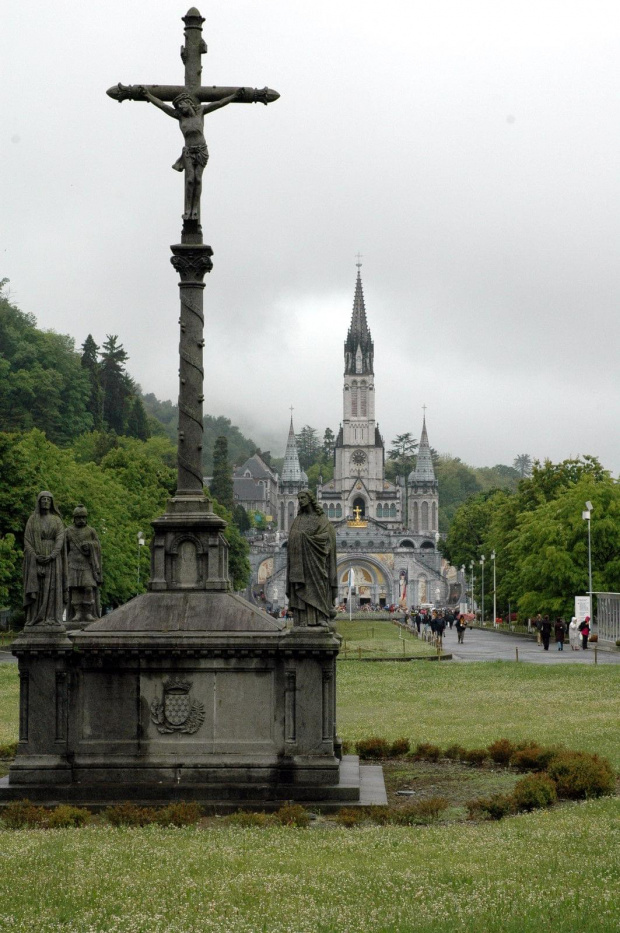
[0, 800, 617, 932]
[336, 619, 438, 658]
[0, 660, 618, 931]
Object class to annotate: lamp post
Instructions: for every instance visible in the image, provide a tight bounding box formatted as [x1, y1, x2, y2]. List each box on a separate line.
[582, 500, 593, 621]
[491, 550, 497, 627]
[469, 560, 474, 614]
[480, 554, 485, 624]
[460, 564, 466, 611]
[137, 531, 145, 591]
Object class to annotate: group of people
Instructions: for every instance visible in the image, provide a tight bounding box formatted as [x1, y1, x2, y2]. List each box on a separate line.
[534, 614, 591, 651]
[401, 607, 468, 644]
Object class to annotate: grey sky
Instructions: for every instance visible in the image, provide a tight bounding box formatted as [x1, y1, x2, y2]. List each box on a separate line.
[3, 0, 620, 473]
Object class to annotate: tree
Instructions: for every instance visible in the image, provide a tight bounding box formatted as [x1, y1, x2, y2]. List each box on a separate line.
[296, 425, 321, 471]
[513, 454, 533, 478]
[434, 456, 482, 532]
[388, 433, 418, 482]
[232, 503, 251, 533]
[81, 334, 103, 430]
[210, 436, 234, 511]
[126, 396, 150, 442]
[99, 335, 133, 435]
[210, 500, 251, 590]
[322, 427, 336, 461]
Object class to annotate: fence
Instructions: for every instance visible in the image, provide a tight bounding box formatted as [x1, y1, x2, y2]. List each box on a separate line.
[594, 592, 620, 643]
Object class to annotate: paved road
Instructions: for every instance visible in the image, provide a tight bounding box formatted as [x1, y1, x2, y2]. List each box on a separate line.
[442, 625, 620, 665]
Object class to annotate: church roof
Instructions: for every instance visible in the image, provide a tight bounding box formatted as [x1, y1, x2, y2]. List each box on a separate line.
[234, 453, 276, 482]
[281, 415, 304, 485]
[409, 415, 437, 484]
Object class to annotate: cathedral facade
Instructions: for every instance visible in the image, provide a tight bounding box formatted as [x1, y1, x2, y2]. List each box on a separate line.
[248, 267, 457, 611]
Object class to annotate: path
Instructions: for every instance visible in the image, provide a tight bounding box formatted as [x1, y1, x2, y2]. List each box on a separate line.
[442, 625, 620, 665]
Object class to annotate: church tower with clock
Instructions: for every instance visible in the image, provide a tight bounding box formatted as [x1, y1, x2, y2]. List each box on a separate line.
[318, 263, 402, 526]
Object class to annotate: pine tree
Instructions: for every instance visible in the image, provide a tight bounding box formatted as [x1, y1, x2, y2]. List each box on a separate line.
[210, 435, 234, 510]
[296, 425, 321, 471]
[100, 335, 131, 435]
[126, 396, 150, 441]
[81, 334, 103, 429]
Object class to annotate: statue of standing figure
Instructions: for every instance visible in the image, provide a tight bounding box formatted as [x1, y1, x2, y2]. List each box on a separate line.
[66, 505, 103, 626]
[139, 85, 246, 221]
[23, 491, 67, 628]
[286, 490, 338, 627]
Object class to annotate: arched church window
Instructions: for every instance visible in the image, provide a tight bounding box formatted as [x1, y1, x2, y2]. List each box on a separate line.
[360, 383, 367, 416]
[376, 504, 383, 519]
[432, 501, 437, 531]
[279, 502, 284, 530]
[352, 496, 366, 518]
[421, 501, 429, 530]
[328, 504, 335, 518]
[413, 501, 419, 534]
[351, 382, 358, 417]
[389, 504, 396, 518]
[335, 504, 342, 518]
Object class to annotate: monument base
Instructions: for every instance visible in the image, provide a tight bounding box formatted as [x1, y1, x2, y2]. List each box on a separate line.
[3, 592, 380, 808]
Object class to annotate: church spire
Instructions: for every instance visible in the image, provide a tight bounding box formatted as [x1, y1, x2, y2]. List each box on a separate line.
[409, 410, 437, 485]
[344, 262, 374, 375]
[281, 411, 305, 485]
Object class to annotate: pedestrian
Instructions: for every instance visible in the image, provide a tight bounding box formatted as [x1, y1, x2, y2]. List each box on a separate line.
[554, 617, 566, 651]
[540, 615, 552, 651]
[568, 616, 580, 651]
[535, 613, 543, 646]
[580, 616, 590, 650]
[455, 614, 466, 644]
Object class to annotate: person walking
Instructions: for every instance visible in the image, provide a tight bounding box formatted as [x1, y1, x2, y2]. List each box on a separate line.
[455, 614, 466, 644]
[540, 615, 552, 651]
[569, 616, 580, 651]
[554, 617, 566, 651]
[535, 613, 543, 646]
[580, 616, 590, 650]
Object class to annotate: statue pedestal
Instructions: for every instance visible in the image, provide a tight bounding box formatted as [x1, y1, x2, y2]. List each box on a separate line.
[4, 593, 376, 807]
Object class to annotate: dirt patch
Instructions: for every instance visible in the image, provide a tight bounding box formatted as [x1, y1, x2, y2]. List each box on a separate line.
[382, 759, 520, 809]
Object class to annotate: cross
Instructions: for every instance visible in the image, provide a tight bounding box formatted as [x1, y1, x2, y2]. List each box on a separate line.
[107, 7, 279, 235]
[355, 252, 363, 269]
[422, 404, 427, 416]
[353, 506, 362, 521]
[108, 8, 279, 500]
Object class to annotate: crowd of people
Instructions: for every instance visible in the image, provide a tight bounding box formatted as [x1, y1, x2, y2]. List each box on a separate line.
[533, 614, 591, 651]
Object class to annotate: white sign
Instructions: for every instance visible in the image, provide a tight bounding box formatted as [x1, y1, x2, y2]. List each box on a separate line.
[575, 596, 591, 623]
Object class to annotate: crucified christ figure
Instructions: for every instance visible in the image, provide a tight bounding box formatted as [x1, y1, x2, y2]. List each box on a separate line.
[139, 85, 246, 221]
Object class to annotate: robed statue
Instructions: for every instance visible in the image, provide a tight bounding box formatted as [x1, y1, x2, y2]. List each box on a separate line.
[286, 490, 338, 627]
[66, 505, 103, 626]
[23, 491, 67, 628]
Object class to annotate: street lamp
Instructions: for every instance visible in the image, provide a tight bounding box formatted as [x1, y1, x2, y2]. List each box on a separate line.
[491, 551, 497, 627]
[137, 531, 145, 591]
[460, 564, 466, 611]
[469, 560, 474, 614]
[582, 501, 593, 620]
[480, 554, 485, 624]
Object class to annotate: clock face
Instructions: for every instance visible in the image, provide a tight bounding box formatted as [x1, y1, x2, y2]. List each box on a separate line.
[352, 449, 367, 466]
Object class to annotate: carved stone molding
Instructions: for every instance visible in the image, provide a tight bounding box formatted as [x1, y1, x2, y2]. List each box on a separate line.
[170, 244, 213, 282]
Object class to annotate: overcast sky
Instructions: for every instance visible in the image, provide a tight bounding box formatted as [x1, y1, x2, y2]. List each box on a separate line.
[3, 0, 620, 473]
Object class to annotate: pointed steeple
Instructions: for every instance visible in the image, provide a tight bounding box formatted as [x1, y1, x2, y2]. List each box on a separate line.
[344, 263, 374, 375]
[281, 413, 306, 485]
[409, 412, 437, 485]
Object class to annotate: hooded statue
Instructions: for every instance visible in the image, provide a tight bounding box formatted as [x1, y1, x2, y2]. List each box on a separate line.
[23, 491, 67, 627]
[286, 490, 338, 626]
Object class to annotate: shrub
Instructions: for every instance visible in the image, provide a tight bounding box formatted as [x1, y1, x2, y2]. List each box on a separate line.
[547, 751, 615, 800]
[390, 737, 411, 757]
[487, 738, 515, 766]
[0, 741, 18, 761]
[510, 743, 555, 772]
[444, 744, 467, 761]
[468, 794, 515, 821]
[154, 801, 203, 826]
[355, 736, 391, 759]
[412, 743, 442, 762]
[367, 805, 391, 825]
[393, 797, 450, 825]
[103, 803, 157, 826]
[47, 805, 91, 828]
[335, 807, 365, 827]
[341, 739, 353, 755]
[512, 774, 557, 811]
[273, 804, 310, 827]
[462, 747, 490, 766]
[224, 810, 272, 827]
[1, 799, 47, 829]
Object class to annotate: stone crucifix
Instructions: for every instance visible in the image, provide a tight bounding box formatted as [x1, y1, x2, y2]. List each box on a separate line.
[108, 7, 279, 498]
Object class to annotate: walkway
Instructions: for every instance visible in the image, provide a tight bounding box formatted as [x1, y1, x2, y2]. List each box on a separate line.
[442, 626, 620, 665]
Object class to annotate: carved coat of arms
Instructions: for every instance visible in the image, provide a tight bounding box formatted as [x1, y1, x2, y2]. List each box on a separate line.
[150, 679, 205, 734]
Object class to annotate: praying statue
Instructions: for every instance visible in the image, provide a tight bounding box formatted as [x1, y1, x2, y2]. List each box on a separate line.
[138, 85, 246, 222]
[66, 505, 103, 626]
[286, 490, 338, 627]
[23, 491, 67, 628]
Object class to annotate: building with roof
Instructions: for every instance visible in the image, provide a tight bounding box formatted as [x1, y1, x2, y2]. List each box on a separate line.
[248, 266, 458, 612]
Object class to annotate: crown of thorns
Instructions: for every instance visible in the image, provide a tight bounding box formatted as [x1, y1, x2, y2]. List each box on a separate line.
[173, 92, 199, 111]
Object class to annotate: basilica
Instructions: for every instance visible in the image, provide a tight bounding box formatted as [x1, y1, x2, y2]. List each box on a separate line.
[244, 267, 457, 610]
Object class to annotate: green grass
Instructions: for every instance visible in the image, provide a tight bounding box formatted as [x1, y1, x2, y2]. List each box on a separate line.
[336, 619, 438, 658]
[0, 800, 617, 931]
[0, 663, 18, 746]
[337, 661, 620, 770]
